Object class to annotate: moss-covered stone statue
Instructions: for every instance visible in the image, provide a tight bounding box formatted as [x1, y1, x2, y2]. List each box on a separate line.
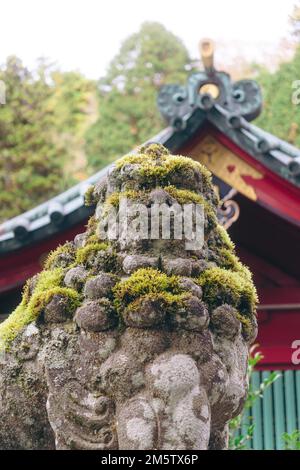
[0, 144, 257, 450]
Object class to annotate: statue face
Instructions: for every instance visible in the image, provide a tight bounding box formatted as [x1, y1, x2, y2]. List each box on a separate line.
[40, 299, 252, 450]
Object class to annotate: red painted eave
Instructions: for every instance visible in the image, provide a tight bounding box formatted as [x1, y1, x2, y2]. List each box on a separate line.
[182, 123, 300, 228]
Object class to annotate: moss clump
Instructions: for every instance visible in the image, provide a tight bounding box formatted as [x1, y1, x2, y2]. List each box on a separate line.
[104, 189, 145, 214]
[84, 215, 102, 245]
[164, 186, 218, 230]
[75, 242, 109, 265]
[235, 312, 253, 340]
[214, 225, 235, 251]
[115, 144, 212, 190]
[124, 291, 190, 317]
[85, 233, 99, 245]
[44, 242, 76, 270]
[113, 267, 182, 310]
[84, 185, 97, 206]
[217, 248, 252, 282]
[198, 266, 258, 318]
[139, 142, 170, 158]
[0, 268, 80, 350]
[105, 192, 121, 208]
[164, 186, 205, 205]
[103, 185, 217, 235]
[86, 214, 97, 231]
[114, 268, 190, 325]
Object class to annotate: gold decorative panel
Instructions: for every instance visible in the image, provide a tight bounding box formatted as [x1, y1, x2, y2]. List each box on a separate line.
[189, 135, 263, 201]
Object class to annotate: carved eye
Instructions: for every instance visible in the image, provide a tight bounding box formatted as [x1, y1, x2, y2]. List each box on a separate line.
[173, 90, 187, 105]
[232, 89, 245, 103]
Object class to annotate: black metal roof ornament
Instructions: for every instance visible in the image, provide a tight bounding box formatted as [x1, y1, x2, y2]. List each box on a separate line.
[157, 39, 262, 131]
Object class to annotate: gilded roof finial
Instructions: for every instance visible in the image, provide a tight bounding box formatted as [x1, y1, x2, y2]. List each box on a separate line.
[199, 38, 215, 73]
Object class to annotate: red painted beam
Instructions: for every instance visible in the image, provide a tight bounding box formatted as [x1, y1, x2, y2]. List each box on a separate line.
[0, 222, 87, 294]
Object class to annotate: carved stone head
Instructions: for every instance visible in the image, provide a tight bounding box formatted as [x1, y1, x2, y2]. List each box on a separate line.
[0, 144, 257, 450]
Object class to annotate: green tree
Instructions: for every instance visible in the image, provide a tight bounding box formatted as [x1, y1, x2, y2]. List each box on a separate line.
[49, 71, 97, 181]
[255, 46, 300, 147]
[85, 22, 193, 170]
[0, 56, 66, 222]
[0, 58, 97, 223]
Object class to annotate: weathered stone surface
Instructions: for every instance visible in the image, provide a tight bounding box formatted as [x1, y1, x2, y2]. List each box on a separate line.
[123, 296, 166, 328]
[44, 294, 72, 323]
[179, 277, 203, 298]
[74, 300, 117, 332]
[122, 255, 158, 274]
[84, 273, 118, 299]
[172, 296, 209, 332]
[163, 258, 192, 276]
[0, 144, 257, 450]
[74, 232, 88, 248]
[64, 266, 88, 290]
[211, 304, 241, 340]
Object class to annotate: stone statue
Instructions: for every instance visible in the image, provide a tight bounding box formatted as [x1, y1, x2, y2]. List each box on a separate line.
[0, 144, 257, 450]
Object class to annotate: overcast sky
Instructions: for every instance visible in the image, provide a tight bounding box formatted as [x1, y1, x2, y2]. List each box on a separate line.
[0, 0, 296, 78]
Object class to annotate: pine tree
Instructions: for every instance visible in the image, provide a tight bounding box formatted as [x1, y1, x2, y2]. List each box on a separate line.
[85, 22, 193, 170]
[0, 58, 97, 222]
[255, 47, 300, 147]
[0, 57, 65, 222]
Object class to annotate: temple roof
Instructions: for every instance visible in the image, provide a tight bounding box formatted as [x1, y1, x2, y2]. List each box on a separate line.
[1, 40, 300, 254]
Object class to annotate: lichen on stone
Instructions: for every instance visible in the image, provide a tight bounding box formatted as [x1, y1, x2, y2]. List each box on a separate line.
[75, 242, 109, 265]
[115, 145, 212, 191]
[84, 185, 97, 207]
[197, 266, 257, 330]
[43, 242, 76, 270]
[214, 224, 235, 251]
[113, 267, 182, 311]
[0, 268, 80, 349]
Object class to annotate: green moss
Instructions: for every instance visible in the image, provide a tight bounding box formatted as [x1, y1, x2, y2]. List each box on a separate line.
[113, 267, 182, 311]
[197, 266, 258, 317]
[106, 192, 120, 208]
[214, 225, 235, 251]
[75, 242, 109, 265]
[84, 185, 97, 206]
[104, 189, 145, 214]
[217, 248, 252, 282]
[103, 186, 217, 235]
[86, 214, 97, 234]
[44, 242, 76, 270]
[235, 312, 253, 339]
[84, 215, 101, 245]
[164, 186, 204, 205]
[115, 145, 212, 190]
[164, 186, 217, 230]
[124, 291, 189, 317]
[139, 143, 170, 158]
[85, 233, 99, 245]
[0, 268, 80, 350]
[114, 267, 190, 325]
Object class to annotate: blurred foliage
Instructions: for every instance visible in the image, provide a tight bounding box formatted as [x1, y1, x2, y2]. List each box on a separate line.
[0, 57, 96, 222]
[229, 350, 280, 450]
[3, 18, 300, 224]
[290, 3, 300, 39]
[85, 22, 194, 170]
[282, 430, 300, 450]
[255, 46, 300, 147]
[229, 350, 300, 451]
